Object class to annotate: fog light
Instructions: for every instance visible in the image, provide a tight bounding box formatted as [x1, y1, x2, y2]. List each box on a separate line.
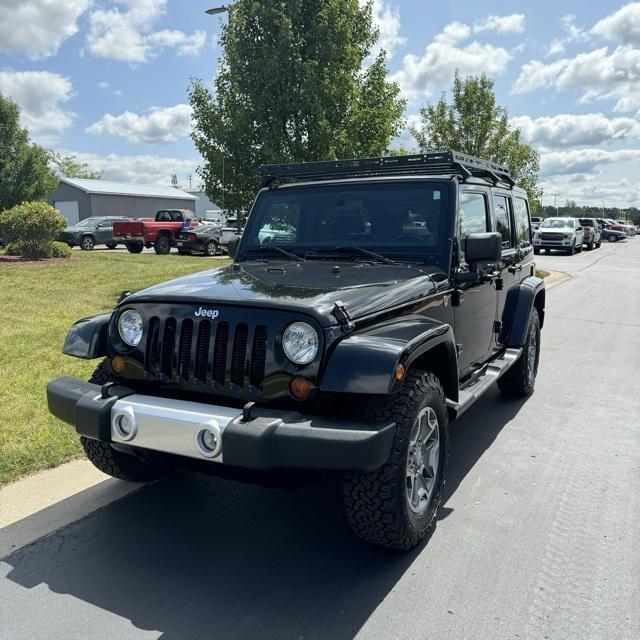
[113, 409, 137, 441]
[195, 423, 222, 458]
[111, 356, 125, 375]
[290, 377, 312, 400]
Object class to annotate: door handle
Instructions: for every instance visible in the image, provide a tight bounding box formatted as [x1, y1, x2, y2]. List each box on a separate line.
[507, 264, 523, 274]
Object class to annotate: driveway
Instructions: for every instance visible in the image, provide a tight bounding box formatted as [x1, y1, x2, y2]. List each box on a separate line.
[1, 241, 639, 640]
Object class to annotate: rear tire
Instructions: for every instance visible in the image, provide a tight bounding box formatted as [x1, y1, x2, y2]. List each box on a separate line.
[587, 242, 594, 250]
[343, 371, 448, 550]
[106, 243, 118, 250]
[154, 235, 171, 255]
[596, 242, 601, 248]
[80, 235, 95, 251]
[205, 240, 219, 256]
[126, 243, 144, 254]
[608, 235, 618, 243]
[498, 310, 541, 398]
[81, 361, 173, 482]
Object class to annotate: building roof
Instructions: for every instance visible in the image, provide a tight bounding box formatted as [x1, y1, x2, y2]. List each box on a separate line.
[60, 177, 198, 200]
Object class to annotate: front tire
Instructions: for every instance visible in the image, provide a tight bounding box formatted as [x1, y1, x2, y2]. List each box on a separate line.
[534, 247, 540, 255]
[343, 371, 448, 550]
[567, 242, 575, 255]
[80, 235, 95, 251]
[608, 235, 618, 243]
[154, 235, 171, 255]
[587, 242, 594, 250]
[82, 361, 173, 482]
[498, 309, 541, 398]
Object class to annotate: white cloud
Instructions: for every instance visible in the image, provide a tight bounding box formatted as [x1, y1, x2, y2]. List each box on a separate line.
[541, 148, 640, 176]
[592, 2, 640, 45]
[512, 58, 570, 94]
[391, 22, 511, 100]
[86, 104, 193, 144]
[474, 14, 525, 35]
[369, 0, 405, 58]
[57, 151, 200, 186]
[0, 0, 89, 60]
[98, 81, 110, 90]
[546, 15, 589, 57]
[0, 70, 75, 144]
[511, 113, 640, 149]
[540, 175, 640, 207]
[87, 0, 207, 63]
[435, 22, 471, 45]
[147, 30, 207, 56]
[515, 45, 640, 112]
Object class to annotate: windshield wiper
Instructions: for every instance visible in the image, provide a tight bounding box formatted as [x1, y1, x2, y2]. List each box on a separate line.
[308, 246, 397, 265]
[245, 246, 305, 261]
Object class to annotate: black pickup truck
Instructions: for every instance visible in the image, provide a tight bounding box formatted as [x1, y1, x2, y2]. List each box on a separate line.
[47, 152, 545, 550]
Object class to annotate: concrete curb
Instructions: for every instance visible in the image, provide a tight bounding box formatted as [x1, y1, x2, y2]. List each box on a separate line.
[541, 269, 571, 289]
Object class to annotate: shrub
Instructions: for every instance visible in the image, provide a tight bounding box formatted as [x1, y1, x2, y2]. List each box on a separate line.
[3, 243, 21, 256]
[0, 201, 68, 260]
[46, 241, 73, 258]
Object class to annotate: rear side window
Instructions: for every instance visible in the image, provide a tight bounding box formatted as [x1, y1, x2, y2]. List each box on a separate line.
[514, 198, 531, 247]
[494, 195, 513, 249]
[459, 192, 489, 239]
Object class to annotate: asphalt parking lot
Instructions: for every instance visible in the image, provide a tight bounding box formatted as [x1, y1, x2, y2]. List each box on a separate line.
[1, 240, 639, 640]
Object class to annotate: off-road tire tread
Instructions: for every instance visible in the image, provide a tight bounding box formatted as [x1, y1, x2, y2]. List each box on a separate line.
[343, 371, 448, 550]
[498, 310, 541, 398]
[80, 360, 171, 482]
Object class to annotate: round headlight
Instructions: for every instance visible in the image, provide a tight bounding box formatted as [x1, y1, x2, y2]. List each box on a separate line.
[282, 322, 318, 365]
[118, 310, 143, 347]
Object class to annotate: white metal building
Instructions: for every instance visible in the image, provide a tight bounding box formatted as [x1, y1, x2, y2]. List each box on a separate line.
[47, 178, 198, 224]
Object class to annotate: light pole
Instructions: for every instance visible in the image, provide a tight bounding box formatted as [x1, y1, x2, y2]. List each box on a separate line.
[205, 5, 228, 15]
[553, 193, 559, 217]
[601, 200, 605, 219]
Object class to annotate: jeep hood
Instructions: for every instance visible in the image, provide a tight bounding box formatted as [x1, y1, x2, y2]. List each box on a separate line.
[126, 261, 443, 327]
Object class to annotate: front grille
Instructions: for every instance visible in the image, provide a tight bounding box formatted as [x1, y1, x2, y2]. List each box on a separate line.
[144, 316, 267, 390]
[540, 232, 564, 241]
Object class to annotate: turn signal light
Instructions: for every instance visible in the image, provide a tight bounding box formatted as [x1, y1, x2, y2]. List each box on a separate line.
[290, 377, 312, 400]
[395, 363, 406, 381]
[111, 356, 126, 375]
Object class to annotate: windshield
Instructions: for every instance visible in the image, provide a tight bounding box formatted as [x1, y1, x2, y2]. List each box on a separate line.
[74, 218, 99, 228]
[241, 181, 451, 268]
[579, 219, 594, 226]
[541, 218, 574, 228]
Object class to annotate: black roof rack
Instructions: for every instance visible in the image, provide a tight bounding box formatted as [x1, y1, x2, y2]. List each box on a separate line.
[259, 151, 515, 188]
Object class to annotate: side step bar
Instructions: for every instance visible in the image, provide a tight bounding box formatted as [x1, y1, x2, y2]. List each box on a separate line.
[445, 348, 522, 418]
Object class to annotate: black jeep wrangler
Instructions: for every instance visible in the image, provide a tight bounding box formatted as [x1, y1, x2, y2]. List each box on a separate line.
[47, 152, 545, 550]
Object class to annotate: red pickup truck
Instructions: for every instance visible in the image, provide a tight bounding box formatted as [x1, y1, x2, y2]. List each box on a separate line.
[113, 209, 201, 254]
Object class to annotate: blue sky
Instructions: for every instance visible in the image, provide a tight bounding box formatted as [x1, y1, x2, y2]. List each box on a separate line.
[0, 0, 638, 207]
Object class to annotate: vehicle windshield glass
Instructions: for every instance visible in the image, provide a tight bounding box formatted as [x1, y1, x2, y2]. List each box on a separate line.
[241, 181, 451, 268]
[541, 219, 574, 228]
[75, 218, 99, 227]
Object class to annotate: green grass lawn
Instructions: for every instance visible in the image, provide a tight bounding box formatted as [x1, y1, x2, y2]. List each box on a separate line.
[0, 251, 230, 486]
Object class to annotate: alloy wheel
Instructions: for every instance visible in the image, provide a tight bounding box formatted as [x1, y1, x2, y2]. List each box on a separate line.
[406, 406, 440, 515]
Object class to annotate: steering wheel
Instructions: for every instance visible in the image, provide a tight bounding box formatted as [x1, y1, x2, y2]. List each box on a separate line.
[389, 233, 426, 244]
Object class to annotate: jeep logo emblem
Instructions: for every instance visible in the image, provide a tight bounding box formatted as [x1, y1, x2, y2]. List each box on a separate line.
[195, 307, 220, 319]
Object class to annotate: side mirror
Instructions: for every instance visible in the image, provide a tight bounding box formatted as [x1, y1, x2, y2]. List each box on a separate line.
[227, 237, 240, 259]
[465, 232, 502, 264]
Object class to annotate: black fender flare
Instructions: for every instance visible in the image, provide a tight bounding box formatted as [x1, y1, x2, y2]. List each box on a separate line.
[320, 317, 458, 397]
[500, 275, 545, 347]
[63, 313, 111, 359]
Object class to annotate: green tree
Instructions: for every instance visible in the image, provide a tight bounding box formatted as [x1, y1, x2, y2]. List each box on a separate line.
[51, 152, 102, 179]
[411, 72, 542, 203]
[189, 0, 405, 215]
[0, 93, 57, 211]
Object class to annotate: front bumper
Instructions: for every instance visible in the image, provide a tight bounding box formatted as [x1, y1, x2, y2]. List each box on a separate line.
[47, 377, 395, 473]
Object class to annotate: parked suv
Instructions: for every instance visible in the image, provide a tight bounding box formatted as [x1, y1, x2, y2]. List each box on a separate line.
[533, 217, 584, 255]
[60, 216, 131, 250]
[47, 152, 545, 550]
[578, 218, 602, 250]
